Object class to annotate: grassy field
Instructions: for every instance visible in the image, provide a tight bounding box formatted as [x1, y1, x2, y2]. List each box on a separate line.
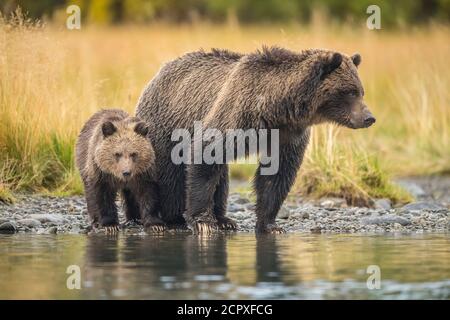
[0, 12, 449, 204]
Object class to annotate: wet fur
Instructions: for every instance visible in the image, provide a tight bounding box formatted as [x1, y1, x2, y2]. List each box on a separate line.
[75, 109, 161, 229]
[136, 47, 366, 233]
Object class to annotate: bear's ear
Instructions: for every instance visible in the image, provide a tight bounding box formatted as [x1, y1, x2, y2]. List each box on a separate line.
[351, 53, 361, 67]
[320, 52, 343, 80]
[134, 122, 149, 137]
[102, 121, 116, 137]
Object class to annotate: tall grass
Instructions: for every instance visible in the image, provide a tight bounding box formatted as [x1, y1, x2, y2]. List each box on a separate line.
[0, 11, 449, 204]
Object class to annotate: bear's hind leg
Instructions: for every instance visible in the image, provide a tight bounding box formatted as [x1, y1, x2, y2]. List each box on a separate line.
[213, 165, 237, 231]
[134, 180, 166, 232]
[185, 163, 223, 234]
[158, 161, 188, 230]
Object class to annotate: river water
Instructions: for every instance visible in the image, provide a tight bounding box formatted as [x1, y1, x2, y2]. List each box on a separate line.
[0, 233, 449, 299]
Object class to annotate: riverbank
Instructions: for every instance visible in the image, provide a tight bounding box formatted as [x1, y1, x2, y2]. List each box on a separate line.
[0, 177, 448, 235]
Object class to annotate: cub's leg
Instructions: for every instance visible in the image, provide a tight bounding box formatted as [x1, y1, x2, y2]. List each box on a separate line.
[213, 165, 237, 231]
[254, 137, 307, 234]
[184, 163, 223, 234]
[85, 180, 119, 234]
[121, 188, 140, 222]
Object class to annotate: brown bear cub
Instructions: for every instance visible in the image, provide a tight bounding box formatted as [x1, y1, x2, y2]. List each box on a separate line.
[76, 109, 163, 233]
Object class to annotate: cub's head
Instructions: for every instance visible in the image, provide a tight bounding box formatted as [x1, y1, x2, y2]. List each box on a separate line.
[312, 51, 375, 129]
[94, 117, 155, 181]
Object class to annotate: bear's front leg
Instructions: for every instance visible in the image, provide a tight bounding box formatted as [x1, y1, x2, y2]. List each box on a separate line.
[254, 137, 307, 234]
[86, 181, 120, 234]
[121, 188, 141, 222]
[184, 163, 223, 234]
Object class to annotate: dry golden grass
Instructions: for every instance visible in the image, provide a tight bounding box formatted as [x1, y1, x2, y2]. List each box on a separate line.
[0, 12, 449, 203]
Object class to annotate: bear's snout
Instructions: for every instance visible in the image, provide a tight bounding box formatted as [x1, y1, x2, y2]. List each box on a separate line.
[364, 115, 376, 127]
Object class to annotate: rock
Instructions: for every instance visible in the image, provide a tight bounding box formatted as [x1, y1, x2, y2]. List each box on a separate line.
[17, 218, 42, 228]
[401, 201, 446, 212]
[396, 181, 426, 198]
[374, 198, 392, 210]
[245, 203, 256, 211]
[0, 218, 9, 225]
[27, 214, 66, 225]
[47, 226, 58, 234]
[0, 221, 17, 234]
[291, 209, 309, 219]
[278, 206, 290, 219]
[234, 196, 250, 205]
[360, 214, 411, 226]
[320, 198, 346, 208]
[227, 203, 244, 213]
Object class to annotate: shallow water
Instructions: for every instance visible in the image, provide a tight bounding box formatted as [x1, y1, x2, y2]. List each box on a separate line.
[0, 233, 449, 299]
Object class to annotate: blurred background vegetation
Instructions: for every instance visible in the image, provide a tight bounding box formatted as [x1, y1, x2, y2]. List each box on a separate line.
[1, 0, 449, 25]
[0, 1, 449, 205]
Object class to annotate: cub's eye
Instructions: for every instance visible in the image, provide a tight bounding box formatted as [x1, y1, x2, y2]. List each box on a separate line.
[114, 152, 122, 160]
[130, 152, 138, 160]
[348, 91, 359, 98]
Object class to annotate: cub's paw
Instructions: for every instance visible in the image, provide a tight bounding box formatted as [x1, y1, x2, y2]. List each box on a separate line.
[104, 225, 120, 235]
[217, 216, 238, 231]
[100, 216, 120, 234]
[256, 223, 286, 234]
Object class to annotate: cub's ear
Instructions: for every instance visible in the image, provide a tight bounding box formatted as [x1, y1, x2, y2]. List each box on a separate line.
[134, 122, 149, 137]
[351, 53, 361, 67]
[321, 52, 343, 79]
[102, 121, 116, 137]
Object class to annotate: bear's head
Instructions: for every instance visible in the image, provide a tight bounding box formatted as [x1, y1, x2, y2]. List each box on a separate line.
[94, 117, 155, 181]
[312, 52, 375, 129]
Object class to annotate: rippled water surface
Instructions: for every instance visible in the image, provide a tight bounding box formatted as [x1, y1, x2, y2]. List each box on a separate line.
[0, 233, 449, 299]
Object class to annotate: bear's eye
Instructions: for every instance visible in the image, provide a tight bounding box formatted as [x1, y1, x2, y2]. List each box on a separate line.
[130, 152, 138, 160]
[347, 90, 359, 98]
[114, 152, 122, 160]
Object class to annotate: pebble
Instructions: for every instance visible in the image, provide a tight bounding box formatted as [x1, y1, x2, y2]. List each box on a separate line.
[278, 206, 291, 219]
[0, 192, 449, 235]
[396, 181, 426, 198]
[0, 221, 17, 234]
[374, 198, 392, 210]
[360, 214, 411, 226]
[17, 218, 42, 228]
[47, 226, 58, 234]
[28, 213, 66, 224]
[320, 198, 346, 208]
[401, 201, 446, 212]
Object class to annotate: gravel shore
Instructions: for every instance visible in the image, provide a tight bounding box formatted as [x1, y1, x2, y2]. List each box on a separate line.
[0, 178, 449, 235]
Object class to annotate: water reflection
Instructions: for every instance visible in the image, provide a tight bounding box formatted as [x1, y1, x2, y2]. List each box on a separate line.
[0, 233, 449, 299]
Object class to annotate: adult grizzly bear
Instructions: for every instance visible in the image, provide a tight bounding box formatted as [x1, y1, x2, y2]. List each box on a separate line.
[136, 47, 375, 234]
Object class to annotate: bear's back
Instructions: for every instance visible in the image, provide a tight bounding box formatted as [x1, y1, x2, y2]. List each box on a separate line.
[136, 49, 243, 130]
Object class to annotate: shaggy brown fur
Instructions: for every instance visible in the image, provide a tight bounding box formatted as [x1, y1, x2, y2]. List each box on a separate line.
[75, 109, 162, 232]
[136, 46, 375, 234]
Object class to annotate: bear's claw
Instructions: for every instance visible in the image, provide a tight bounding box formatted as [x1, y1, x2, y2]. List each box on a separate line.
[257, 224, 286, 234]
[217, 217, 238, 231]
[104, 225, 120, 234]
[145, 224, 166, 233]
[193, 222, 218, 234]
